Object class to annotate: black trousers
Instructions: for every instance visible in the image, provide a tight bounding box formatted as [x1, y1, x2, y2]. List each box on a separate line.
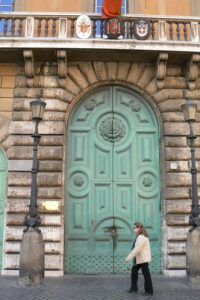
[131, 262, 153, 293]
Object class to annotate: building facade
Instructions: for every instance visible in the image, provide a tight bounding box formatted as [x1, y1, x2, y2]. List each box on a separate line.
[0, 0, 200, 276]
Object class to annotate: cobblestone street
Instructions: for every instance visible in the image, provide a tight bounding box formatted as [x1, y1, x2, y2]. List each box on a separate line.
[0, 274, 200, 300]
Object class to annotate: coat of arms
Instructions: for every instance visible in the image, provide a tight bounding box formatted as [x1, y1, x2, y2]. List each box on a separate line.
[133, 19, 151, 40]
[105, 18, 123, 39]
[76, 15, 92, 39]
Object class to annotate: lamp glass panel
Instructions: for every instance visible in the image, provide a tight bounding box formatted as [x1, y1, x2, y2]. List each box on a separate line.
[182, 103, 197, 122]
[30, 101, 46, 119]
[187, 105, 196, 121]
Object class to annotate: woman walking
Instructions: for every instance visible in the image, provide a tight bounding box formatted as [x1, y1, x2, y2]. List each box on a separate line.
[125, 222, 153, 296]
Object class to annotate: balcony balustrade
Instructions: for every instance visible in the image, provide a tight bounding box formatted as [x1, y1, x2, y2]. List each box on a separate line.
[0, 12, 200, 52]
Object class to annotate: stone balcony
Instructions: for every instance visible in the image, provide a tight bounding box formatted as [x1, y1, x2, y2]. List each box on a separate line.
[0, 12, 200, 63]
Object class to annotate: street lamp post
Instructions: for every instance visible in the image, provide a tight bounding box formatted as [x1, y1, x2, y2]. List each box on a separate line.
[19, 96, 46, 286]
[181, 97, 200, 286]
[182, 98, 200, 228]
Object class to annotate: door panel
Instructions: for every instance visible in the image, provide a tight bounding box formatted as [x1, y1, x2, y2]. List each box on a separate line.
[65, 86, 161, 274]
[94, 184, 112, 219]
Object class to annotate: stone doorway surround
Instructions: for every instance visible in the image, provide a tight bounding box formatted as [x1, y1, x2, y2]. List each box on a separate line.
[0, 59, 197, 276]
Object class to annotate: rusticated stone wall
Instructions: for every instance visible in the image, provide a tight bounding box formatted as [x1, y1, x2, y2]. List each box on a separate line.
[0, 64, 16, 120]
[0, 64, 16, 146]
[1, 60, 200, 276]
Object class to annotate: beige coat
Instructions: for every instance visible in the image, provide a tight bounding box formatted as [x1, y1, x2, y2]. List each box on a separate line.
[126, 234, 151, 264]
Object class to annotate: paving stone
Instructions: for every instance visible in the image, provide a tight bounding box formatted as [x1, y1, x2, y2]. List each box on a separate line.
[0, 275, 200, 300]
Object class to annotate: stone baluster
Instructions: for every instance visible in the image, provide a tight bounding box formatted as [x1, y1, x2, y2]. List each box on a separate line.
[183, 23, 188, 41]
[176, 22, 180, 40]
[18, 18, 23, 36]
[3, 18, 8, 36]
[169, 22, 173, 40]
[37, 18, 42, 37]
[100, 19, 104, 38]
[92, 18, 96, 38]
[11, 18, 16, 36]
[151, 21, 156, 39]
[52, 18, 56, 37]
[129, 20, 133, 38]
[44, 18, 49, 37]
[70, 18, 75, 37]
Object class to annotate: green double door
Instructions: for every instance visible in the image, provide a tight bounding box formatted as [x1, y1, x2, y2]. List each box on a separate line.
[65, 86, 161, 274]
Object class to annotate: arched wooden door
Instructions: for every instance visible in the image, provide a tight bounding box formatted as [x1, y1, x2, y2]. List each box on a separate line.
[65, 86, 161, 274]
[0, 149, 7, 271]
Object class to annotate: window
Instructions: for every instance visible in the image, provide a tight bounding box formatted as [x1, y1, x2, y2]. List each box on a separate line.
[95, 0, 127, 37]
[0, 0, 14, 33]
[95, 0, 127, 14]
[0, 0, 13, 12]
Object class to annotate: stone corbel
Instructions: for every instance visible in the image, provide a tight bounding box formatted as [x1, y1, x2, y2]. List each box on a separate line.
[23, 50, 34, 78]
[185, 54, 200, 90]
[57, 50, 67, 79]
[23, 50, 34, 87]
[155, 52, 168, 89]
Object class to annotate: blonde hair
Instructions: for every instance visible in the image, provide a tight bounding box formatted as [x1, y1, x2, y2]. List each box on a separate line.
[134, 222, 149, 237]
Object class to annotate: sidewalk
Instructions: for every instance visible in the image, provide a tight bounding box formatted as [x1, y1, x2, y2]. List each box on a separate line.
[0, 274, 200, 300]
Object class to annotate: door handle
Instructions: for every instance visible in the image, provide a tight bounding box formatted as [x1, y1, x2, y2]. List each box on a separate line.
[103, 225, 122, 238]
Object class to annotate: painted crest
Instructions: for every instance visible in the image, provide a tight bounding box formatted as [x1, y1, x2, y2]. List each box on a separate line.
[133, 18, 151, 40]
[105, 18, 123, 39]
[76, 15, 92, 39]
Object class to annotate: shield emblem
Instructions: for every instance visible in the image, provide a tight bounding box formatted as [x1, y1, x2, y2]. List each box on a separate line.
[133, 19, 151, 40]
[105, 18, 123, 39]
